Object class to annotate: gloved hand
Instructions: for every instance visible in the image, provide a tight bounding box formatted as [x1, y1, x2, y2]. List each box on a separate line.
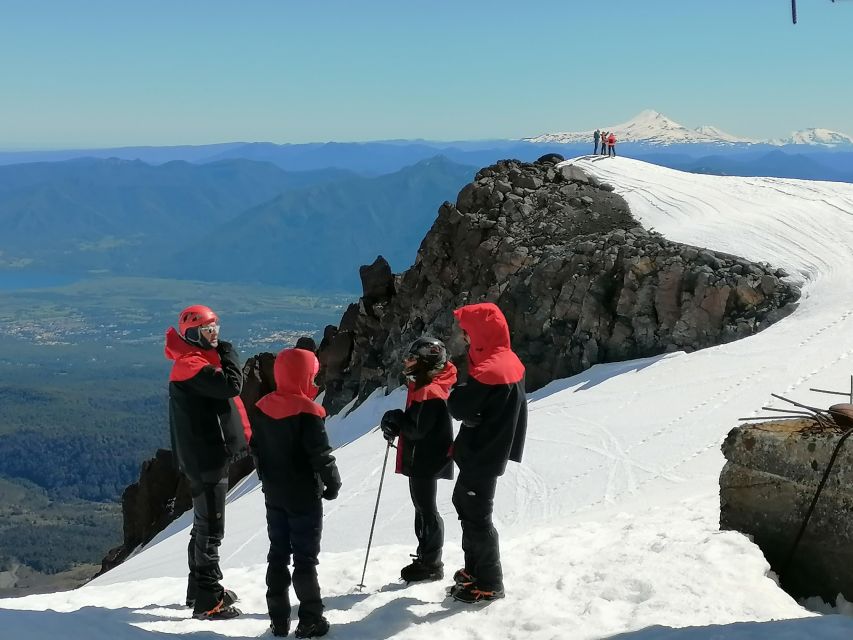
[322, 484, 340, 501]
[380, 409, 405, 442]
[228, 445, 250, 464]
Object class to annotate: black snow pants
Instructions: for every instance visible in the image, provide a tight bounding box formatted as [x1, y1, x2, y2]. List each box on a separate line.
[452, 473, 502, 590]
[409, 477, 444, 565]
[265, 501, 324, 626]
[186, 476, 228, 613]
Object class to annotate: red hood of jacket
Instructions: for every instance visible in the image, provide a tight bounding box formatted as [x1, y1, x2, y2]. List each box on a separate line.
[453, 303, 525, 385]
[256, 348, 326, 420]
[407, 361, 458, 408]
[164, 327, 252, 441]
[164, 326, 221, 382]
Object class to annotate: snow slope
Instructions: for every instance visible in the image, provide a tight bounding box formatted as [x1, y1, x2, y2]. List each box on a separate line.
[4, 158, 853, 638]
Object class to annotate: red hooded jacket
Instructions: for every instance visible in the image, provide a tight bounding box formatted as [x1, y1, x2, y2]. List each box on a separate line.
[252, 348, 341, 512]
[391, 361, 458, 478]
[165, 327, 251, 483]
[256, 348, 326, 420]
[449, 303, 528, 477]
[453, 303, 525, 385]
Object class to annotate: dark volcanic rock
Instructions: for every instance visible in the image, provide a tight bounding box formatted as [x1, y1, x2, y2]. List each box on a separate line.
[359, 256, 395, 302]
[318, 159, 800, 414]
[720, 419, 853, 601]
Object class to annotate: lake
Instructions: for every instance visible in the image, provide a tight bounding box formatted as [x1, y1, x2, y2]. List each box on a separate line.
[0, 272, 81, 291]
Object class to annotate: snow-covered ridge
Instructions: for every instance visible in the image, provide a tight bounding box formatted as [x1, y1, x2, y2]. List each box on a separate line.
[4, 159, 853, 638]
[525, 109, 853, 147]
[772, 127, 853, 147]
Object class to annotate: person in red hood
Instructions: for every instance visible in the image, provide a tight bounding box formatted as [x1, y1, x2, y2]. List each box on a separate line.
[252, 347, 341, 639]
[446, 302, 527, 603]
[607, 132, 617, 157]
[380, 337, 458, 583]
[165, 304, 250, 620]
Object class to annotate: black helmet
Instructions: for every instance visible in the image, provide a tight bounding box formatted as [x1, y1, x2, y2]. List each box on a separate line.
[403, 336, 447, 377]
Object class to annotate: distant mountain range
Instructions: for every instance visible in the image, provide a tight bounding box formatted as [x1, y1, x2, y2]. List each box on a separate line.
[0, 141, 539, 174]
[1, 132, 852, 292]
[2, 114, 852, 178]
[524, 110, 853, 147]
[0, 158, 356, 271]
[157, 155, 476, 289]
[0, 155, 476, 290]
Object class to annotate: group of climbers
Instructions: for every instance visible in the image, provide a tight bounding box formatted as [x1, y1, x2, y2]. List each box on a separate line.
[165, 301, 528, 637]
[593, 128, 618, 157]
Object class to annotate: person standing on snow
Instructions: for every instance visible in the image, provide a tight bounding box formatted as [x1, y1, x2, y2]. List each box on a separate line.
[253, 347, 341, 639]
[593, 128, 601, 155]
[165, 305, 251, 620]
[380, 337, 458, 583]
[608, 132, 617, 157]
[446, 303, 527, 603]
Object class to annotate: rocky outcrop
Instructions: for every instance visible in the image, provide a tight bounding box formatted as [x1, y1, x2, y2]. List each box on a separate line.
[97, 449, 192, 575]
[318, 157, 800, 414]
[720, 420, 853, 601]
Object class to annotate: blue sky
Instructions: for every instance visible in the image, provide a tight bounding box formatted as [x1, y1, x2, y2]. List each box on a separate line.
[1, 0, 851, 148]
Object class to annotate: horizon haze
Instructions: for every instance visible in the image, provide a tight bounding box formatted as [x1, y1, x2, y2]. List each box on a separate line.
[1, 0, 851, 148]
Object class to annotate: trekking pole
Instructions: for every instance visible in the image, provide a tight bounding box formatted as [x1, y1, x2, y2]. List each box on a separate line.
[356, 441, 392, 590]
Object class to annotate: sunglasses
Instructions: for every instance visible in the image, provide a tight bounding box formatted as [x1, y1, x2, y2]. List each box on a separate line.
[199, 323, 220, 334]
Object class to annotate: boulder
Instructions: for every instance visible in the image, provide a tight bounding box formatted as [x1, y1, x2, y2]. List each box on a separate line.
[359, 255, 395, 302]
[721, 419, 853, 601]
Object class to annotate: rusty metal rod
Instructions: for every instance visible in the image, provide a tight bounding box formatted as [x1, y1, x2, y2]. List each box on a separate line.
[808, 387, 849, 396]
[761, 406, 814, 416]
[738, 415, 814, 421]
[770, 393, 827, 414]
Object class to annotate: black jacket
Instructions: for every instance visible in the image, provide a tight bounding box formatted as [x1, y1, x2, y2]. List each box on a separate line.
[251, 412, 341, 513]
[448, 376, 527, 478]
[168, 341, 247, 485]
[391, 398, 454, 480]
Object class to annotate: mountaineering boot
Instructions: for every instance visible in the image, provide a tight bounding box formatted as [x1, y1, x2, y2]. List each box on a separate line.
[270, 619, 291, 637]
[400, 557, 444, 583]
[191, 597, 242, 620]
[450, 581, 505, 604]
[452, 568, 475, 586]
[294, 615, 330, 638]
[187, 587, 238, 610]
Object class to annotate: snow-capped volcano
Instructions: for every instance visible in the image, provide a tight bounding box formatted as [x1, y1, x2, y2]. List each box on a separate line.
[526, 110, 852, 147]
[773, 128, 853, 146]
[525, 109, 754, 145]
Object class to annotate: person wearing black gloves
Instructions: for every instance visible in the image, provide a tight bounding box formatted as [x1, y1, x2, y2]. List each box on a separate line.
[253, 347, 341, 639]
[446, 303, 527, 604]
[165, 305, 252, 620]
[381, 337, 458, 583]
